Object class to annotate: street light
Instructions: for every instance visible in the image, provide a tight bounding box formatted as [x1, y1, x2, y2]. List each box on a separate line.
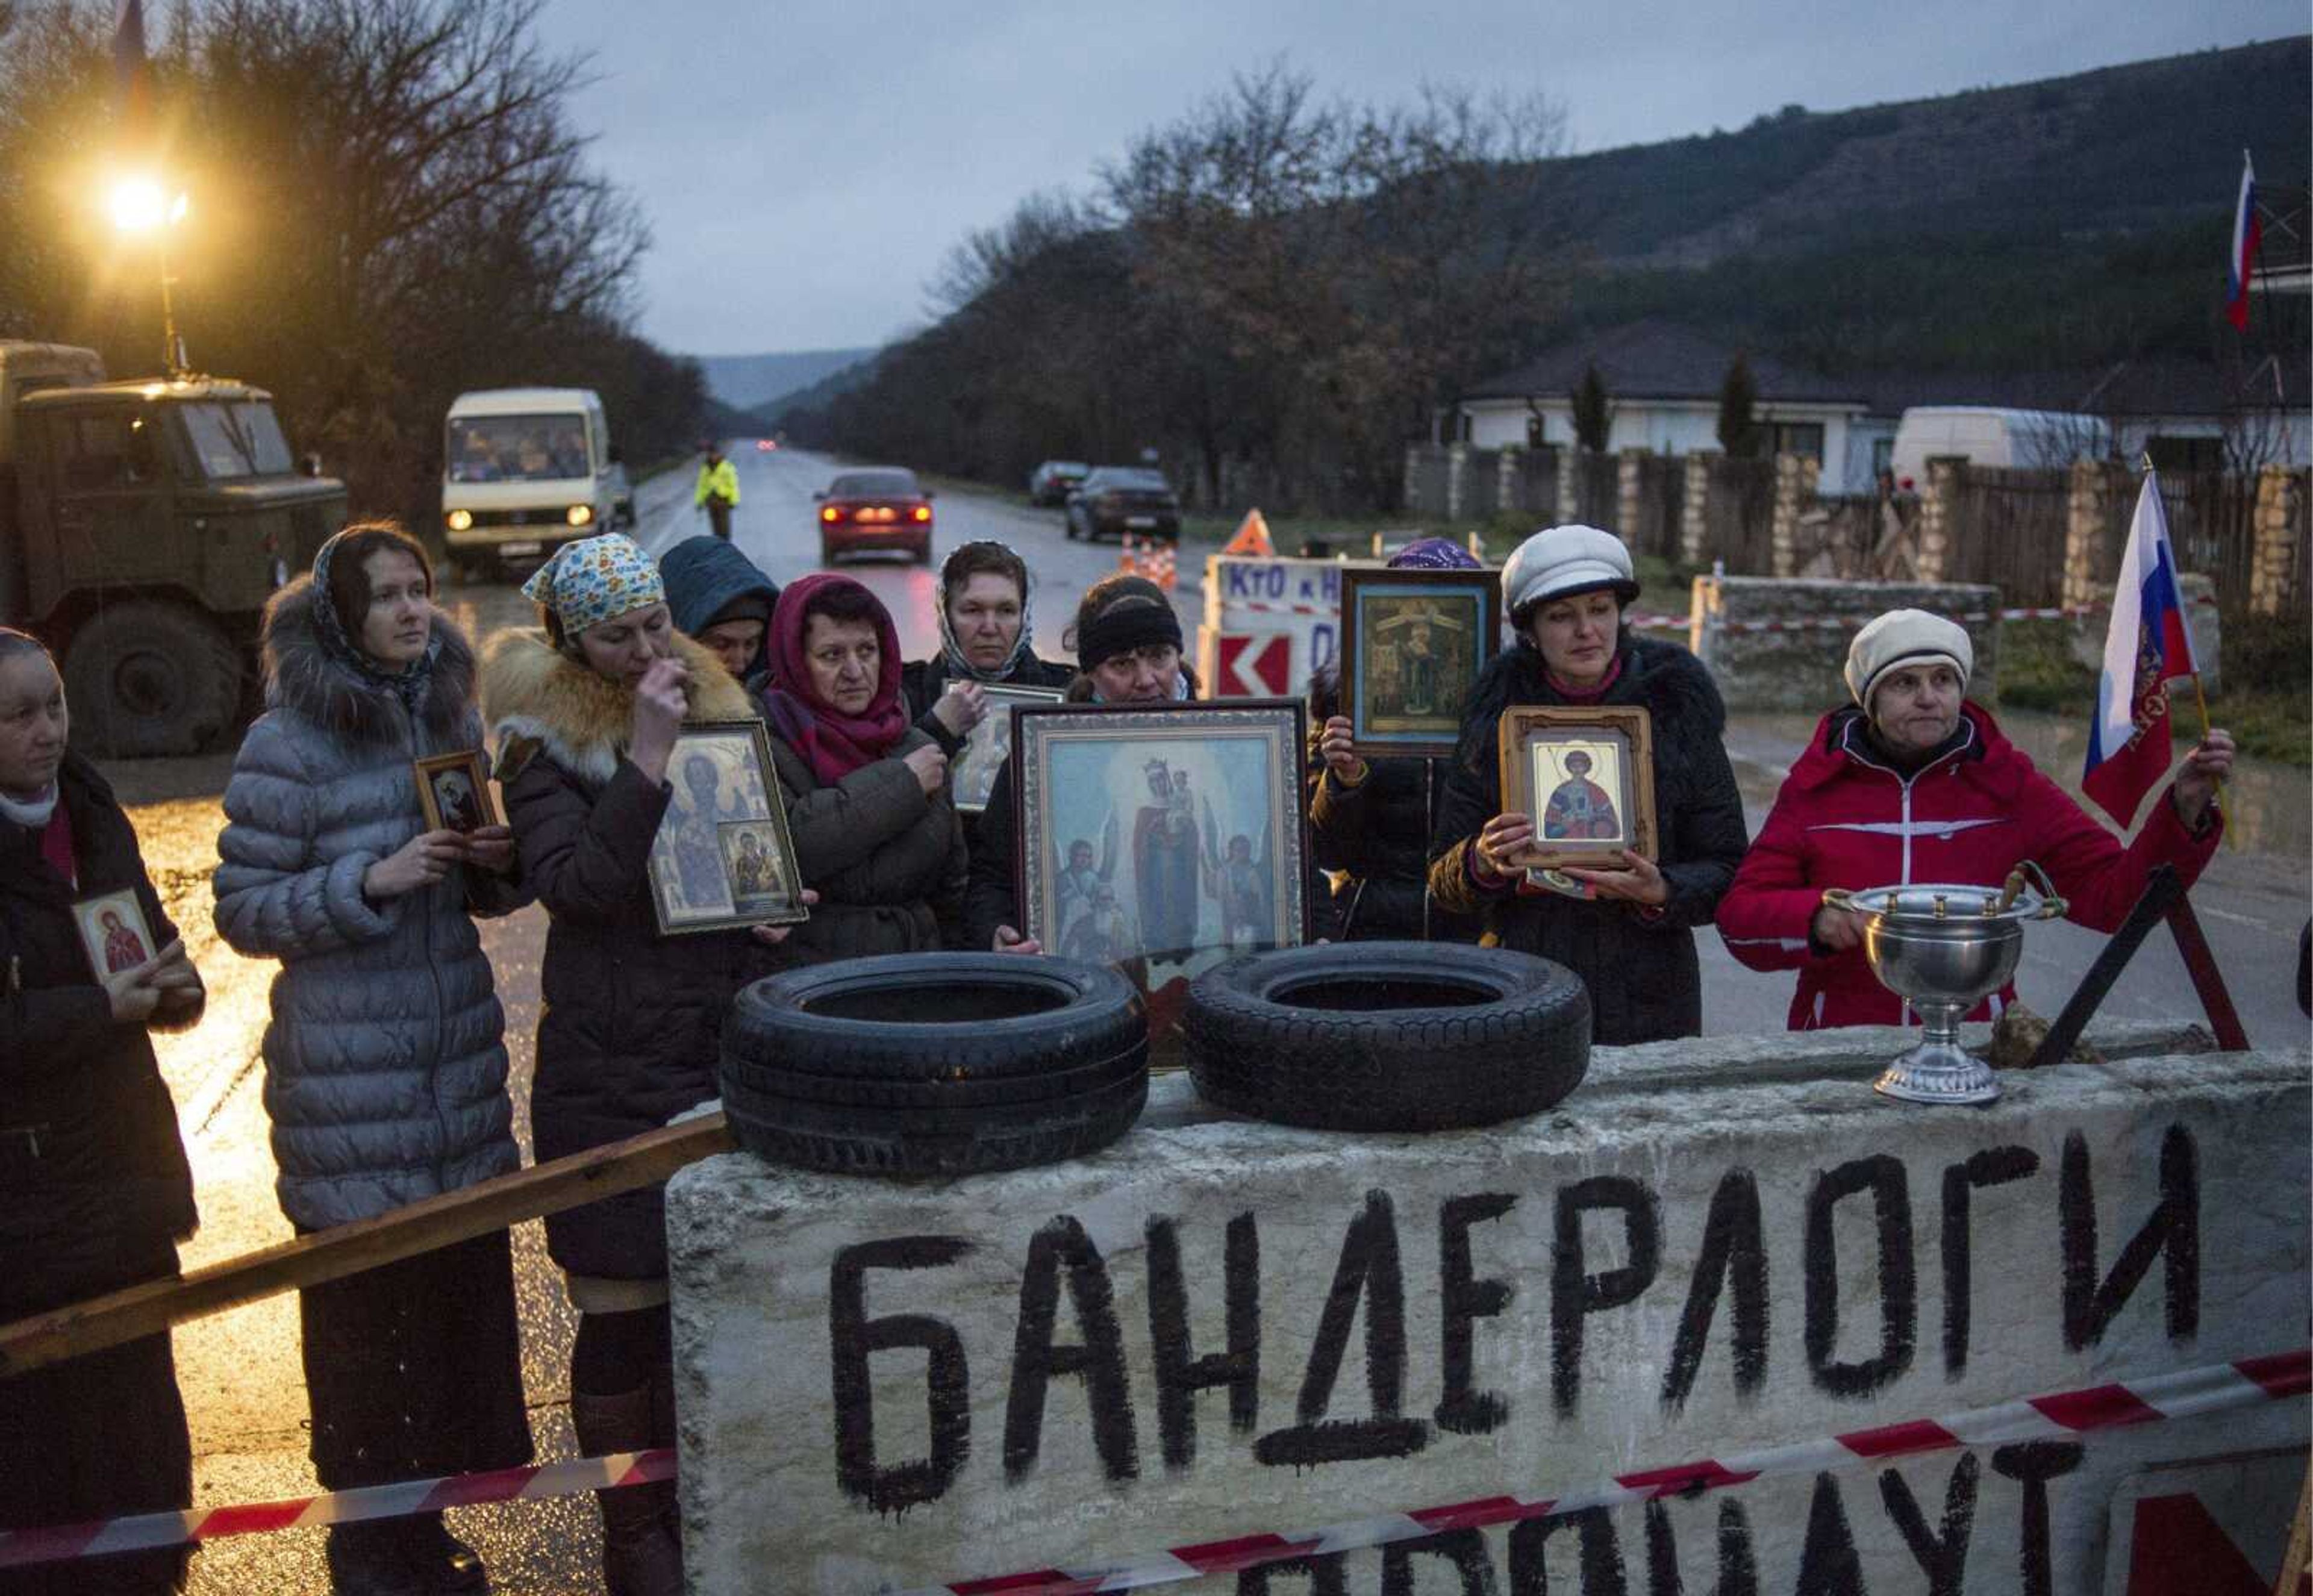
[106, 173, 191, 376]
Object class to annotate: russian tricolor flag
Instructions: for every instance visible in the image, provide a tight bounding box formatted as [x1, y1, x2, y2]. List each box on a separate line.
[2082, 469, 2199, 828]
[2225, 151, 2259, 332]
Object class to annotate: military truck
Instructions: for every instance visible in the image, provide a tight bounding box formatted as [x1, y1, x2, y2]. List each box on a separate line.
[0, 341, 346, 755]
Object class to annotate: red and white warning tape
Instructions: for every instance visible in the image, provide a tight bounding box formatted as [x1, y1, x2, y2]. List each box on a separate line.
[4, 1348, 2298, 1575]
[904, 1347, 2308, 1595]
[0, 1449, 670, 1569]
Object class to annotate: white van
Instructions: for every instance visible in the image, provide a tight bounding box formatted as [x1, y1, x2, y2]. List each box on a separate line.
[1888, 407, 2111, 485]
[441, 387, 634, 575]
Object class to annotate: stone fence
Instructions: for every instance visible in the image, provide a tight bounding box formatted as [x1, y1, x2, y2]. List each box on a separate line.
[669, 1019, 2308, 1594]
[1402, 445, 2309, 621]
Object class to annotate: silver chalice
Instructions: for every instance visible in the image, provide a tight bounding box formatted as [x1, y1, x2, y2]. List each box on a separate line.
[1821, 865, 2067, 1105]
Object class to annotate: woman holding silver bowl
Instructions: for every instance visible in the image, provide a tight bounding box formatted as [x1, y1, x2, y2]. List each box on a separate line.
[1717, 608, 2233, 1030]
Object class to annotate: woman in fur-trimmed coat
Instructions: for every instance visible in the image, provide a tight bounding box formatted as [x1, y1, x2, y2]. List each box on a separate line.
[214, 523, 530, 1593]
[481, 532, 801, 1595]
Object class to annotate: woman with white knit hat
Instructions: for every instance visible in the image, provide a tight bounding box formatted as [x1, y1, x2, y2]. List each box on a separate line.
[1428, 524, 1749, 1044]
[1717, 606, 2233, 1030]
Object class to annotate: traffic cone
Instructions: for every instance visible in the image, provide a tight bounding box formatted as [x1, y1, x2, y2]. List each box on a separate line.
[1152, 541, 1177, 591]
[1221, 509, 1274, 558]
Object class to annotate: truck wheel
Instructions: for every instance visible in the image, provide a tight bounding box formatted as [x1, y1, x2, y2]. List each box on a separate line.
[64, 600, 245, 757]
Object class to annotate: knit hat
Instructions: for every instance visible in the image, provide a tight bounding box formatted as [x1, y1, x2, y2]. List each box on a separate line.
[1501, 524, 1638, 617]
[1387, 536, 1483, 572]
[521, 532, 663, 634]
[1844, 608, 1973, 707]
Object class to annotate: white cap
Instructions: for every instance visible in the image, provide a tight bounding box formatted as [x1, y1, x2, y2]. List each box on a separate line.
[1844, 608, 1974, 706]
[1502, 524, 1639, 617]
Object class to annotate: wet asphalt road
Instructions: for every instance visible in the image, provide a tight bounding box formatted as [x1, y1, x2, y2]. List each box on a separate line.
[88, 446, 2310, 1594]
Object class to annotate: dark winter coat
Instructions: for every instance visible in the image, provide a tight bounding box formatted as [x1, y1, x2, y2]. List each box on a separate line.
[1429, 636, 1750, 1045]
[661, 535, 781, 687]
[1305, 667, 1482, 943]
[767, 723, 967, 960]
[214, 581, 524, 1229]
[482, 628, 781, 1280]
[0, 753, 198, 1318]
[1717, 702, 2222, 1030]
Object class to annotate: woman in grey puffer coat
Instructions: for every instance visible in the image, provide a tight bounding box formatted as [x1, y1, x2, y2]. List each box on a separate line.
[215, 523, 531, 1596]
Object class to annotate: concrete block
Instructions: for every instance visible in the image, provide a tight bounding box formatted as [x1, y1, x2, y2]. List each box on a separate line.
[1690, 574, 2003, 714]
[669, 1020, 2308, 1594]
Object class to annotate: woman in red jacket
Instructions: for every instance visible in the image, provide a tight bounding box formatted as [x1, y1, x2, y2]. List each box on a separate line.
[1717, 608, 2233, 1030]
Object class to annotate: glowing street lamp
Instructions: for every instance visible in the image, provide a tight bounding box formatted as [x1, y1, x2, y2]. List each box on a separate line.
[106, 174, 192, 375]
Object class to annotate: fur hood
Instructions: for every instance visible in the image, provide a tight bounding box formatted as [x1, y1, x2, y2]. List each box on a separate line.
[260, 573, 476, 750]
[1456, 633, 1726, 772]
[478, 626, 757, 787]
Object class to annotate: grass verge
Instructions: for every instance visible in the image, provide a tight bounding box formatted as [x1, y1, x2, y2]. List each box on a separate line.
[2001, 615, 2308, 766]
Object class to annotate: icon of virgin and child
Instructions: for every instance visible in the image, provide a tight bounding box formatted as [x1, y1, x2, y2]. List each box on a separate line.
[1046, 751, 1274, 967]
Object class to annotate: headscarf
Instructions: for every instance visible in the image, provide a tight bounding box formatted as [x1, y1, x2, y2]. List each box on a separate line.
[760, 573, 910, 785]
[310, 529, 440, 717]
[935, 541, 1039, 683]
[520, 532, 664, 636]
[1388, 536, 1483, 571]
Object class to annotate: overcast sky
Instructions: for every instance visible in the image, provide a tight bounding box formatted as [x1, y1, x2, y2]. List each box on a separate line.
[532, 0, 2302, 358]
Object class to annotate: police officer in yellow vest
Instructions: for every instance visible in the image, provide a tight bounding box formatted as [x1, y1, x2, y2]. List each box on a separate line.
[695, 441, 740, 540]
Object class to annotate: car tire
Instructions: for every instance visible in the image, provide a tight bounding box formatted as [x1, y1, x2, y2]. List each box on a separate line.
[719, 953, 1151, 1176]
[63, 600, 245, 758]
[722, 1073, 1148, 1177]
[1182, 941, 1591, 1132]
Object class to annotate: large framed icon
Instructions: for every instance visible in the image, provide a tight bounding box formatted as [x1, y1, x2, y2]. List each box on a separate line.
[1011, 699, 1308, 1024]
[1495, 704, 1658, 881]
[646, 720, 809, 935]
[1338, 566, 1502, 759]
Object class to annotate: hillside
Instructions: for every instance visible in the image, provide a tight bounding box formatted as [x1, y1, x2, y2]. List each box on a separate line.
[694, 347, 875, 413]
[1544, 37, 2307, 266]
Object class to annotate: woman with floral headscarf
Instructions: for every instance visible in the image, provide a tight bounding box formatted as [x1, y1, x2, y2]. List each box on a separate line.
[480, 531, 798, 1595]
[762, 573, 967, 960]
[216, 520, 529, 1593]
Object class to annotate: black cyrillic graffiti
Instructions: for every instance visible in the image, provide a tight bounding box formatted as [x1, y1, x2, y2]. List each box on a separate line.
[1382, 1529, 1499, 1595]
[1437, 1193, 1519, 1435]
[1804, 1156, 1915, 1397]
[1147, 1211, 1260, 1471]
[1002, 1216, 1137, 1483]
[1509, 1507, 1629, 1596]
[1659, 1170, 1768, 1412]
[1880, 1451, 1978, 1596]
[828, 1235, 973, 1514]
[1940, 1149, 2040, 1377]
[1793, 1473, 1865, 1596]
[2061, 1124, 2199, 1350]
[1238, 1553, 1348, 1594]
[1993, 1442, 2084, 1596]
[1255, 1189, 1429, 1466]
[1640, 1497, 1761, 1596]
[1552, 1176, 1661, 1415]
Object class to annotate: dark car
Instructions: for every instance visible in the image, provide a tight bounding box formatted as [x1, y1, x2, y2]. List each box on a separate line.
[1064, 467, 1180, 542]
[1028, 459, 1090, 507]
[816, 467, 933, 564]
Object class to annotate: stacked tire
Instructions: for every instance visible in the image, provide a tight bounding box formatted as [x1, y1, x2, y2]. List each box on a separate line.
[719, 953, 1149, 1176]
[1183, 942, 1591, 1132]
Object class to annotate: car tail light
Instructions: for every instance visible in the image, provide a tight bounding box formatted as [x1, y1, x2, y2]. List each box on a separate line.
[911, 505, 931, 522]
